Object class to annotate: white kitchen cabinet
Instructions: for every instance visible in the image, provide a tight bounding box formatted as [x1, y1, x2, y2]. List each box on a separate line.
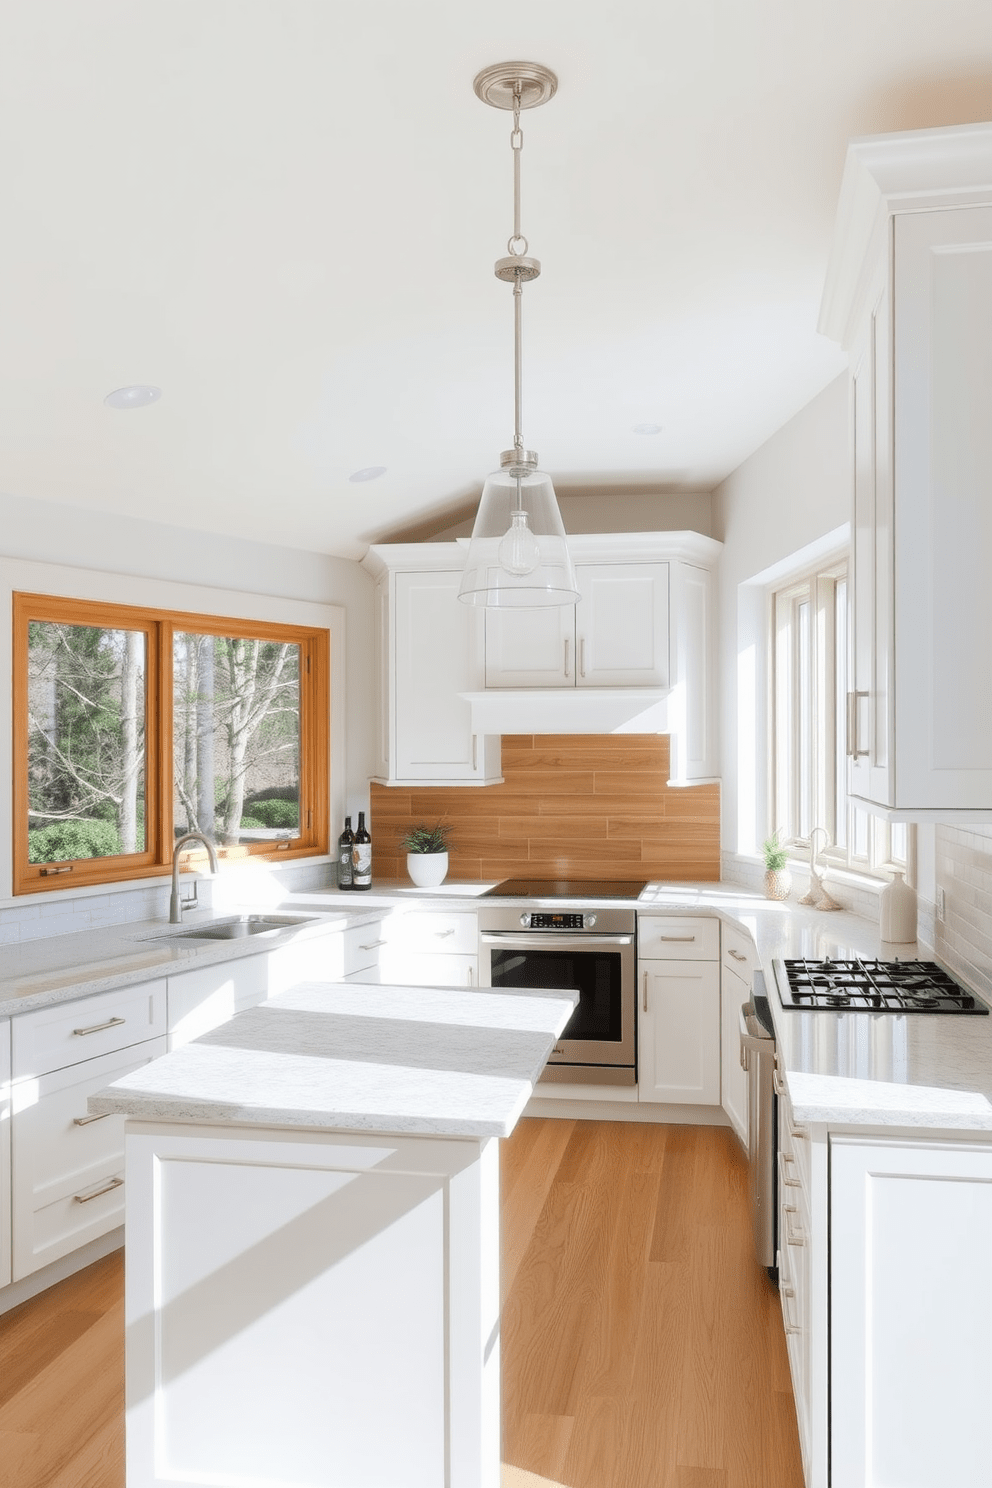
[266, 920, 384, 995]
[485, 562, 669, 689]
[12, 978, 167, 1077]
[376, 911, 479, 989]
[720, 921, 756, 1147]
[167, 957, 270, 1049]
[363, 546, 502, 787]
[11, 1038, 165, 1280]
[821, 125, 992, 815]
[637, 917, 720, 1105]
[830, 1134, 992, 1488]
[0, 1020, 10, 1290]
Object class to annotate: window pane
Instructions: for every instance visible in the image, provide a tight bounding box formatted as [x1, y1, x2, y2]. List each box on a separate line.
[853, 806, 870, 860]
[890, 821, 908, 867]
[173, 633, 301, 846]
[835, 580, 848, 850]
[798, 600, 812, 839]
[27, 622, 146, 862]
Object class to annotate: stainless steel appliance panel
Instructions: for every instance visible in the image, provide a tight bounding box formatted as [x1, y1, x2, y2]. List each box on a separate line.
[740, 972, 777, 1276]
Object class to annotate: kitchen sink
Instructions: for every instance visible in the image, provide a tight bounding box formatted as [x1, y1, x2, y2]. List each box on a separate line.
[155, 914, 320, 941]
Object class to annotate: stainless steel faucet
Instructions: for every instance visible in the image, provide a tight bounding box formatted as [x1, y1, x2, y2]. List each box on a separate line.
[170, 832, 220, 923]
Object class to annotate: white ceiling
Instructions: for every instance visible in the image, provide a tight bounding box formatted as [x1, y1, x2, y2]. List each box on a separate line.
[4, 2, 992, 559]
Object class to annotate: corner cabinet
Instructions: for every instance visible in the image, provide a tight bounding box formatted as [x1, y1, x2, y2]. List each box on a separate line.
[821, 124, 992, 817]
[363, 532, 721, 787]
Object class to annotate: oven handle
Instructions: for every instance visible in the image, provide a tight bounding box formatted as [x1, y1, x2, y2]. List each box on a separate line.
[480, 932, 633, 949]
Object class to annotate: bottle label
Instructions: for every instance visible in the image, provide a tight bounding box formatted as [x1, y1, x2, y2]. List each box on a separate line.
[338, 848, 353, 887]
[353, 843, 372, 882]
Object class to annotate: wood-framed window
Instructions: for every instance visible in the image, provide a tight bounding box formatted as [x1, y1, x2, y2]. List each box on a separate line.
[772, 562, 911, 879]
[13, 594, 329, 894]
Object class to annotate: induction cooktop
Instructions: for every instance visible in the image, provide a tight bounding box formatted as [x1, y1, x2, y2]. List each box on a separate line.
[483, 878, 648, 900]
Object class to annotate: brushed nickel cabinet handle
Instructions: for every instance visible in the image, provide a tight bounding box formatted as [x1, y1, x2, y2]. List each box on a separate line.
[467, 965, 475, 986]
[472, 733, 478, 771]
[642, 970, 649, 1012]
[728, 948, 747, 962]
[73, 1112, 110, 1127]
[73, 1015, 126, 1037]
[74, 1176, 124, 1204]
[563, 637, 571, 678]
[846, 689, 869, 758]
[359, 939, 387, 950]
[660, 934, 696, 942]
[435, 928, 455, 938]
[579, 638, 586, 678]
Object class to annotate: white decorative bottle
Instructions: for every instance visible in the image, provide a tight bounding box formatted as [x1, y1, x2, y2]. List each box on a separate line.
[880, 870, 917, 944]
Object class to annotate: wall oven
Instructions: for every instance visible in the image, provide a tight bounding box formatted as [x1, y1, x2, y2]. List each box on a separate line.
[478, 904, 637, 1085]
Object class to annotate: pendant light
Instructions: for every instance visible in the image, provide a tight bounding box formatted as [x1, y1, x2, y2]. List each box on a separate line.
[458, 62, 579, 608]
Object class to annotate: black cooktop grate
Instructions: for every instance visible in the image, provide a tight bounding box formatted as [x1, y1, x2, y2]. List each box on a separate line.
[777, 958, 988, 1013]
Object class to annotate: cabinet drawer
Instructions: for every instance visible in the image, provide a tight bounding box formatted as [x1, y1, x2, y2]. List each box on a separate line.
[378, 950, 478, 988]
[11, 1037, 166, 1279]
[776, 1067, 811, 1203]
[344, 921, 387, 975]
[12, 980, 167, 1079]
[381, 912, 478, 956]
[721, 922, 758, 978]
[638, 916, 719, 961]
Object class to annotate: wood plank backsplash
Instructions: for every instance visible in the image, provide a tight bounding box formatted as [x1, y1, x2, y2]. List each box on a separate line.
[370, 734, 720, 883]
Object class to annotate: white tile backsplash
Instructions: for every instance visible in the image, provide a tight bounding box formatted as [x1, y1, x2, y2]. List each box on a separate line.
[935, 825, 992, 1003]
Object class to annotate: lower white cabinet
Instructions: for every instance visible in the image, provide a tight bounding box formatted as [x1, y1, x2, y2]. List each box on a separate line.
[0, 1020, 10, 1289]
[720, 921, 756, 1147]
[375, 911, 479, 989]
[637, 916, 720, 1105]
[830, 1135, 992, 1488]
[167, 956, 270, 1049]
[11, 1038, 166, 1280]
[637, 960, 720, 1103]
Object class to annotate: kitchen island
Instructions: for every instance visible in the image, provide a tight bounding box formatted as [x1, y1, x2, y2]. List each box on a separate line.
[88, 979, 577, 1488]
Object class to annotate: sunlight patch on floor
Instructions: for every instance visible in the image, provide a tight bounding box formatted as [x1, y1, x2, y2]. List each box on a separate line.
[502, 1466, 570, 1488]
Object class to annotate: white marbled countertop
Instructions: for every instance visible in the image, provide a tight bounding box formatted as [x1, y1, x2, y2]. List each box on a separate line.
[7, 873, 992, 1133]
[88, 981, 578, 1138]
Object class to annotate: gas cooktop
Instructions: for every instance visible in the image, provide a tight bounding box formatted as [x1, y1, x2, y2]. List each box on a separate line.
[774, 957, 988, 1014]
[482, 878, 648, 900]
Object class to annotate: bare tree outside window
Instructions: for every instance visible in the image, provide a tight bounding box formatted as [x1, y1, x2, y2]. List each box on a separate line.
[173, 632, 301, 846]
[27, 622, 146, 862]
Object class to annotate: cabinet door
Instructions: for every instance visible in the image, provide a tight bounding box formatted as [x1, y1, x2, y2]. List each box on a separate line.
[0, 1020, 10, 1289]
[394, 571, 487, 779]
[638, 960, 720, 1104]
[849, 279, 893, 809]
[892, 205, 992, 810]
[378, 951, 478, 988]
[11, 1037, 166, 1280]
[167, 956, 269, 1049]
[484, 605, 573, 688]
[831, 1136, 992, 1488]
[720, 963, 749, 1145]
[575, 563, 669, 688]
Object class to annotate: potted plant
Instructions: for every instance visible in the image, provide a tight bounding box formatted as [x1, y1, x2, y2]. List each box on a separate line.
[398, 822, 453, 888]
[762, 831, 792, 901]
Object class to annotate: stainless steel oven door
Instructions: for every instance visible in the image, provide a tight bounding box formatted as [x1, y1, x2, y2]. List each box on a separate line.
[479, 930, 636, 1081]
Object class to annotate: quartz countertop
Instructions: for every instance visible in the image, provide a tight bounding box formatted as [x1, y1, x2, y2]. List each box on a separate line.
[88, 981, 579, 1138]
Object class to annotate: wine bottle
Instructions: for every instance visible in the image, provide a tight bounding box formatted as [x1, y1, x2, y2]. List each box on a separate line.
[338, 816, 355, 890]
[353, 811, 372, 890]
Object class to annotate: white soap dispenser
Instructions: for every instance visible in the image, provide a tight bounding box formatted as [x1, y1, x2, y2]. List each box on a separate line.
[879, 869, 917, 944]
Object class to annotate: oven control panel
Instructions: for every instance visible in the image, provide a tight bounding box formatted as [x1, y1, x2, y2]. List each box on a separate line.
[520, 912, 595, 930]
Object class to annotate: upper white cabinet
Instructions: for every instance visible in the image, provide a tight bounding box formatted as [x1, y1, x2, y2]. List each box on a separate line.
[363, 546, 503, 787]
[485, 562, 669, 689]
[821, 123, 992, 816]
[364, 532, 721, 787]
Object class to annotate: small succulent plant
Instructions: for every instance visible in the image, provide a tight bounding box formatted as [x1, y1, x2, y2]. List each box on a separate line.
[762, 831, 790, 871]
[398, 822, 453, 855]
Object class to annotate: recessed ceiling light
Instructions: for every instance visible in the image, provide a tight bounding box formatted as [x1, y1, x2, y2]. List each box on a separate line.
[104, 385, 162, 410]
[632, 422, 663, 435]
[349, 466, 387, 483]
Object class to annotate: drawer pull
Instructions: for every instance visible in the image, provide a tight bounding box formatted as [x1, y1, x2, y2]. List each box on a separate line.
[73, 1112, 110, 1127]
[728, 948, 748, 962]
[781, 1284, 796, 1299]
[467, 965, 475, 986]
[359, 939, 387, 950]
[643, 970, 649, 1013]
[772, 1067, 785, 1097]
[74, 1176, 124, 1204]
[435, 929, 455, 939]
[73, 1015, 126, 1038]
[660, 934, 697, 942]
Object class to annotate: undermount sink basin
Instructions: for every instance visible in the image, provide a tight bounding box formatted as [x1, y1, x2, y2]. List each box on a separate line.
[157, 914, 319, 941]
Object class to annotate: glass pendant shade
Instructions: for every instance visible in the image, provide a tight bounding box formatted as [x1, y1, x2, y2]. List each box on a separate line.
[458, 466, 579, 606]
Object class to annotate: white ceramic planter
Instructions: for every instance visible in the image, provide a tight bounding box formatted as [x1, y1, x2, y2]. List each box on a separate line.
[406, 851, 449, 888]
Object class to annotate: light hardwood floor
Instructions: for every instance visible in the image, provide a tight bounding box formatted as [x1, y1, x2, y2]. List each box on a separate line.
[0, 1119, 802, 1488]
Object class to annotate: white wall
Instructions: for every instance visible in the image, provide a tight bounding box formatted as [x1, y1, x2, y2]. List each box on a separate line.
[711, 373, 850, 858]
[0, 490, 375, 916]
